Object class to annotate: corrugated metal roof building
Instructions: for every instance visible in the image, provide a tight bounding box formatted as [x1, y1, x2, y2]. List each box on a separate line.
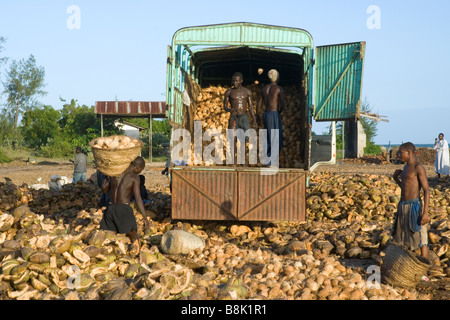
[95, 101, 166, 117]
[95, 101, 167, 162]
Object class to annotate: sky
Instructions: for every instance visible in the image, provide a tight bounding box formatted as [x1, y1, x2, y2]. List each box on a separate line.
[0, 0, 449, 145]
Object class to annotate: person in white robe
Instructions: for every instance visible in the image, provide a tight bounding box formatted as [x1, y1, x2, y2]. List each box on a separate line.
[433, 133, 449, 177]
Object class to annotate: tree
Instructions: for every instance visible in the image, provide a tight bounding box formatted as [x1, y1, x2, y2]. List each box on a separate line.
[20, 105, 61, 148]
[359, 98, 378, 144]
[0, 36, 7, 72]
[324, 98, 380, 156]
[0, 113, 23, 147]
[59, 98, 120, 148]
[2, 55, 47, 129]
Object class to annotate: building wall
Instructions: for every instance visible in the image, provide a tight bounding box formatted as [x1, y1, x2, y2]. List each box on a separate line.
[357, 121, 367, 158]
[114, 123, 140, 139]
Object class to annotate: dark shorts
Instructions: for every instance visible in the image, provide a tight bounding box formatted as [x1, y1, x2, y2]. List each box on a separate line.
[391, 199, 428, 250]
[228, 114, 250, 131]
[100, 203, 137, 234]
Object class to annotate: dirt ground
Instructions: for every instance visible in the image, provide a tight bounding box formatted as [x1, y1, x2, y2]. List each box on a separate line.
[0, 158, 448, 300]
[0, 158, 439, 190]
[0, 160, 170, 191]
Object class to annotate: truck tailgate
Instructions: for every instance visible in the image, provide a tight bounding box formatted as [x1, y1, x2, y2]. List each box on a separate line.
[171, 167, 306, 221]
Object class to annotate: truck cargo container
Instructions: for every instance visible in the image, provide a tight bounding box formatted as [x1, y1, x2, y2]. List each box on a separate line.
[166, 22, 365, 221]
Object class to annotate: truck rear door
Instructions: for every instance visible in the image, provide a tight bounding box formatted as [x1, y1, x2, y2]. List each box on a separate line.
[166, 45, 186, 127]
[313, 41, 366, 121]
[171, 167, 306, 221]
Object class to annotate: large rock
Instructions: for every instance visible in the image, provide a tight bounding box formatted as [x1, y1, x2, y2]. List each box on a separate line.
[160, 230, 205, 255]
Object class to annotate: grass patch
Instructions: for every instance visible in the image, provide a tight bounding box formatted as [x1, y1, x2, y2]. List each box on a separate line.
[0, 148, 12, 163]
[150, 155, 169, 162]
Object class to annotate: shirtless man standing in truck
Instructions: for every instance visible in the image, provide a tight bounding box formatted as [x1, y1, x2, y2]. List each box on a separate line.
[100, 156, 150, 255]
[223, 72, 258, 131]
[257, 69, 286, 158]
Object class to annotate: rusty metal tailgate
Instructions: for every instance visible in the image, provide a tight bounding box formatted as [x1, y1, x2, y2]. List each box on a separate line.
[171, 167, 306, 221]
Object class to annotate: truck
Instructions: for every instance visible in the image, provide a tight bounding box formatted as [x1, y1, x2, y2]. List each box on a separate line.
[166, 22, 365, 222]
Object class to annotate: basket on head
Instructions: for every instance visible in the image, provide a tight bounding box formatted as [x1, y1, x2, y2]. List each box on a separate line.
[90, 135, 143, 177]
[381, 243, 430, 288]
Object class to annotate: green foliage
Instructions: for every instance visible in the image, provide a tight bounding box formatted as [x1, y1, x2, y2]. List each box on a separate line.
[126, 118, 170, 158]
[0, 148, 12, 163]
[19, 105, 61, 148]
[2, 54, 47, 129]
[335, 122, 344, 150]
[152, 118, 170, 135]
[140, 132, 169, 158]
[324, 98, 379, 155]
[124, 118, 149, 129]
[0, 113, 23, 147]
[0, 36, 7, 72]
[58, 98, 121, 150]
[364, 142, 382, 155]
[125, 118, 170, 136]
[359, 98, 378, 144]
[39, 135, 74, 158]
[1, 88, 170, 159]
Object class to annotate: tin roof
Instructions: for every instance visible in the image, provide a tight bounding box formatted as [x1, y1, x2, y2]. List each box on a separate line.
[95, 101, 166, 117]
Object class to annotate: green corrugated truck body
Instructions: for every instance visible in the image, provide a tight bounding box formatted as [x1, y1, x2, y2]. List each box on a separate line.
[166, 22, 365, 221]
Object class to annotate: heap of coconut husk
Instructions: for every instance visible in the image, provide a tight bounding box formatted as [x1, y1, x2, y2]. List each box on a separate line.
[389, 147, 436, 165]
[188, 84, 305, 168]
[0, 173, 449, 300]
[416, 148, 437, 165]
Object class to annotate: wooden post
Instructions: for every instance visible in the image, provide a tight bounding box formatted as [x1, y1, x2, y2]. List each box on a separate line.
[101, 114, 104, 137]
[149, 115, 153, 163]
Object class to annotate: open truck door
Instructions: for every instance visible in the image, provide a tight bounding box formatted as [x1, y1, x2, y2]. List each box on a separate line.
[310, 41, 366, 170]
[166, 45, 189, 129]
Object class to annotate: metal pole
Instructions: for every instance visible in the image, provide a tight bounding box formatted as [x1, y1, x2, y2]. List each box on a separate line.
[101, 114, 104, 137]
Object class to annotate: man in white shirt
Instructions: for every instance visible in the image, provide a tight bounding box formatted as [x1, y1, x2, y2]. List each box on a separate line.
[433, 133, 449, 178]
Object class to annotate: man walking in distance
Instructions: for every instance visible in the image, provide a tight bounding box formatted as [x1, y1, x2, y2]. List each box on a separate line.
[70, 146, 87, 183]
[100, 156, 150, 255]
[257, 69, 286, 159]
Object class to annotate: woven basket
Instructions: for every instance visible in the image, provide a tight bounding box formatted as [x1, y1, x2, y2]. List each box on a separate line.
[381, 243, 430, 288]
[90, 135, 143, 177]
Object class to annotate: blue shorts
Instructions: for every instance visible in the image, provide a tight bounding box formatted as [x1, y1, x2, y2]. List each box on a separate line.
[263, 111, 283, 157]
[73, 172, 86, 183]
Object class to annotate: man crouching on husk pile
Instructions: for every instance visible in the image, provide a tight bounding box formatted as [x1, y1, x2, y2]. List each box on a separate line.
[99, 156, 150, 255]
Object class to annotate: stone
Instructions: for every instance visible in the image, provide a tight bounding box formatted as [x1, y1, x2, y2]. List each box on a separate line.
[160, 230, 205, 255]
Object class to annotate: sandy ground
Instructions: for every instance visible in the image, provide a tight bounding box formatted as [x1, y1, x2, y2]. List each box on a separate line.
[0, 158, 438, 189]
[0, 160, 170, 190]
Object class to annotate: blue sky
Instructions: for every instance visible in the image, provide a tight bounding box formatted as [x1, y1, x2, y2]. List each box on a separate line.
[0, 0, 449, 145]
